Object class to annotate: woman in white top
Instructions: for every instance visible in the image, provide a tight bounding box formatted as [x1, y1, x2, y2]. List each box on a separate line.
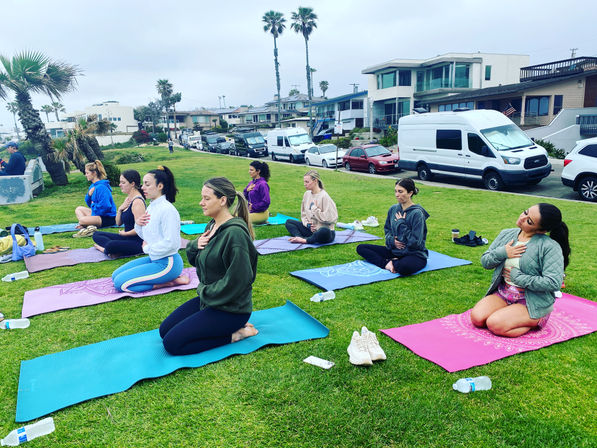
[112, 166, 188, 292]
[285, 170, 338, 244]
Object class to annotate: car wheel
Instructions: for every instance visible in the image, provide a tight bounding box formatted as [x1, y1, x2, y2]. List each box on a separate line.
[289, 155, 295, 163]
[322, 160, 328, 168]
[578, 175, 597, 202]
[345, 162, 351, 171]
[368, 163, 377, 174]
[271, 152, 277, 161]
[306, 157, 311, 166]
[483, 171, 503, 191]
[417, 164, 433, 181]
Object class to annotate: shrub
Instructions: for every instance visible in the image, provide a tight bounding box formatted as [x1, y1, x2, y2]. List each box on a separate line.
[16, 140, 39, 159]
[132, 130, 151, 144]
[379, 127, 397, 147]
[156, 132, 168, 143]
[115, 152, 146, 164]
[534, 138, 566, 159]
[334, 137, 352, 149]
[102, 161, 121, 186]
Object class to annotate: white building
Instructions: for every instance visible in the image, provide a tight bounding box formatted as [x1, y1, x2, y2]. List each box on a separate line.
[83, 101, 137, 133]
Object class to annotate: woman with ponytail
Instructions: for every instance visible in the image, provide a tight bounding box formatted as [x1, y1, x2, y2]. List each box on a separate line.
[112, 166, 188, 292]
[74, 160, 117, 236]
[243, 160, 271, 224]
[160, 177, 259, 355]
[471, 203, 570, 337]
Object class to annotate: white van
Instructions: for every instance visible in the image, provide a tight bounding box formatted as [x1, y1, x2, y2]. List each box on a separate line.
[187, 133, 203, 150]
[267, 128, 313, 163]
[397, 110, 551, 190]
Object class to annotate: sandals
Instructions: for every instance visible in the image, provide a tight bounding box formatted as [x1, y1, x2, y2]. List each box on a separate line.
[73, 226, 97, 238]
[42, 246, 70, 254]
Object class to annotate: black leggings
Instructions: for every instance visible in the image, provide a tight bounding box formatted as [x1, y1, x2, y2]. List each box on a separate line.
[356, 243, 427, 276]
[92, 231, 143, 257]
[160, 296, 251, 355]
[285, 220, 335, 245]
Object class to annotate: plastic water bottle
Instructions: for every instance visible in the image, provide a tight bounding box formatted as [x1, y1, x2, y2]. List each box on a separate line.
[2, 271, 29, 282]
[1, 318, 31, 330]
[180, 220, 194, 225]
[1, 417, 55, 446]
[452, 376, 492, 393]
[33, 227, 44, 253]
[310, 290, 335, 302]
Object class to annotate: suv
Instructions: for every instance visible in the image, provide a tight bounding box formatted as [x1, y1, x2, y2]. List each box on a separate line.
[233, 132, 268, 157]
[561, 137, 597, 202]
[202, 135, 233, 154]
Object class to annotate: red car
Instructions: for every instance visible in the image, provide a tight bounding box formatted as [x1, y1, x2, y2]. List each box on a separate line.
[342, 144, 400, 174]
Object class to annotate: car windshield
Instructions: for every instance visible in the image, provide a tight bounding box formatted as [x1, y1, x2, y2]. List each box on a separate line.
[246, 136, 265, 144]
[318, 144, 338, 154]
[288, 134, 312, 145]
[206, 137, 218, 143]
[364, 145, 390, 157]
[480, 124, 533, 151]
[216, 137, 226, 143]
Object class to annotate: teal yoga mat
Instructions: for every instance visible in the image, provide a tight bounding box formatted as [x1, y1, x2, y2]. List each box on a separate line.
[16, 301, 328, 422]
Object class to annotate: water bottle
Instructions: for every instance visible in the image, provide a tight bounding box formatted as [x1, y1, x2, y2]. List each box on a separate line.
[180, 220, 194, 225]
[33, 227, 44, 253]
[1, 318, 31, 330]
[310, 290, 335, 302]
[1, 417, 55, 446]
[2, 271, 29, 282]
[452, 376, 492, 393]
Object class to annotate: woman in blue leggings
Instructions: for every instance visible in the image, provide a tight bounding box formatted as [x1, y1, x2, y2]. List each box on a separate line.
[160, 177, 259, 355]
[112, 166, 188, 292]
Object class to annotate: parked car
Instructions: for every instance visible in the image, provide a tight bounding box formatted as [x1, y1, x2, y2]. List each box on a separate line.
[342, 144, 400, 174]
[561, 137, 597, 202]
[305, 144, 345, 168]
[187, 134, 203, 150]
[233, 132, 268, 157]
[202, 135, 232, 154]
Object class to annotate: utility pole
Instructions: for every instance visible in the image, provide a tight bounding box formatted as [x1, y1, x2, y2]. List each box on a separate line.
[350, 83, 359, 93]
[222, 95, 226, 108]
[570, 48, 578, 58]
[218, 96, 222, 108]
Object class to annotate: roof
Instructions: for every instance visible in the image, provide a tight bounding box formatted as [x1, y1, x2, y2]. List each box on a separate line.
[316, 91, 368, 107]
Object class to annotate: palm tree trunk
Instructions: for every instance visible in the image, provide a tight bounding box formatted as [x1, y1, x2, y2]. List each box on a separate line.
[274, 37, 282, 127]
[11, 112, 21, 140]
[16, 91, 68, 185]
[87, 136, 104, 161]
[304, 38, 313, 136]
[173, 105, 178, 140]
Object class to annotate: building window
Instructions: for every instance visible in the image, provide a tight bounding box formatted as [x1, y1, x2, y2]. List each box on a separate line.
[436, 129, 462, 150]
[339, 100, 350, 111]
[439, 101, 474, 112]
[553, 95, 563, 115]
[526, 96, 550, 116]
[398, 70, 411, 86]
[454, 63, 471, 88]
[485, 65, 492, 81]
[377, 71, 396, 89]
[351, 100, 363, 110]
[416, 71, 425, 92]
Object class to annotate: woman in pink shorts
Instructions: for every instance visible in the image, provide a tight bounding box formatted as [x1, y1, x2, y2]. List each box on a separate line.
[470, 203, 570, 337]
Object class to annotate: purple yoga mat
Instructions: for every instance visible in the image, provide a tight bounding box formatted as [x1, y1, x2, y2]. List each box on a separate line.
[381, 293, 597, 372]
[254, 229, 380, 255]
[24, 239, 190, 273]
[22, 267, 198, 318]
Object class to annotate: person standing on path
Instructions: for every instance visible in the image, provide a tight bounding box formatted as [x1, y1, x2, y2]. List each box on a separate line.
[168, 138, 174, 154]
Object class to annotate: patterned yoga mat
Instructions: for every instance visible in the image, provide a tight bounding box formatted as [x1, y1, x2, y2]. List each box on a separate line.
[254, 229, 380, 255]
[381, 293, 597, 372]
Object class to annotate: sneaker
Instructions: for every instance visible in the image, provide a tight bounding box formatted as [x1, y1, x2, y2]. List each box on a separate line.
[361, 326, 386, 361]
[347, 331, 373, 366]
[362, 216, 379, 227]
[351, 220, 364, 231]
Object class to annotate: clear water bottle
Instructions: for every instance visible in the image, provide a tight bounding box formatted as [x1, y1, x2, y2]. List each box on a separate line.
[180, 220, 194, 225]
[1, 318, 31, 330]
[2, 271, 29, 282]
[1, 417, 55, 446]
[310, 290, 335, 302]
[33, 227, 44, 253]
[452, 376, 492, 393]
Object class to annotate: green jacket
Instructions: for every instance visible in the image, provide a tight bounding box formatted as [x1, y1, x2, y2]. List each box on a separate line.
[482, 228, 564, 319]
[186, 217, 258, 314]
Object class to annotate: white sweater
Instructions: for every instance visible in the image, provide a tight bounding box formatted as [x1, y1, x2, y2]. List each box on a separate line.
[134, 195, 180, 260]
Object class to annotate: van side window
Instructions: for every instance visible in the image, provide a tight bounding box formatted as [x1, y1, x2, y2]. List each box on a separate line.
[467, 133, 494, 157]
[277, 136, 284, 146]
[436, 130, 462, 150]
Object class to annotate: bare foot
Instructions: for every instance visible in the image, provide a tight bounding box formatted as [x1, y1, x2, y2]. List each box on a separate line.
[289, 236, 307, 244]
[231, 324, 258, 342]
[75, 224, 83, 229]
[152, 275, 190, 289]
[93, 244, 105, 253]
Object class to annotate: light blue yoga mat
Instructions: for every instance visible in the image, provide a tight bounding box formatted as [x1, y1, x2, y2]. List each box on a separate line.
[290, 251, 472, 290]
[15, 301, 328, 422]
[180, 213, 298, 235]
[26, 223, 122, 235]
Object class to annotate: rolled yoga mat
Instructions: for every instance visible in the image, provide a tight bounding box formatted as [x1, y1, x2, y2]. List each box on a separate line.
[15, 300, 329, 422]
[254, 229, 380, 255]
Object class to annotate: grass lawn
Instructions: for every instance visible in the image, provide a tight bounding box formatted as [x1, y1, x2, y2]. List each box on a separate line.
[0, 147, 595, 447]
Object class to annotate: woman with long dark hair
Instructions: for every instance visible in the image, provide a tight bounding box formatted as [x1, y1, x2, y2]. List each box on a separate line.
[243, 160, 271, 224]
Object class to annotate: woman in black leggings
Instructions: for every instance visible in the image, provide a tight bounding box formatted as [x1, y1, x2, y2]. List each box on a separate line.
[357, 178, 429, 275]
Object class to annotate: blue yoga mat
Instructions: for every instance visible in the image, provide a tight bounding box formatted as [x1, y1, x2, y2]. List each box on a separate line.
[15, 301, 328, 422]
[180, 213, 298, 235]
[26, 223, 121, 235]
[290, 251, 472, 290]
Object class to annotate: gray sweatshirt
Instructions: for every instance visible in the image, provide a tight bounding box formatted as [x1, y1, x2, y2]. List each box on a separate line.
[384, 203, 429, 259]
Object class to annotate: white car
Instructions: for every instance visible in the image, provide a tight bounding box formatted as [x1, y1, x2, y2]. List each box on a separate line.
[305, 144, 346, 168]
[561, 137, 597, 202]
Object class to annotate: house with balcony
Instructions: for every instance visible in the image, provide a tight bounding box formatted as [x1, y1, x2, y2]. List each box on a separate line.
[161, 109, 220, 131]
[314, 90, 368, 133]
[362, 52, 529, 129]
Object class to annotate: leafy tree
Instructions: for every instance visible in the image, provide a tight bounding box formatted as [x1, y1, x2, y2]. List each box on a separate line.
[41, 104, 53, 122]
[5, 101, 21, 140]
[156, 79, 173, 137]
[51, 101, 65, 121]
[0, 50, 80, 185]
[291, 7, 318, 135]
[319, 80, 328, 98]
[288, 88, 300, 96]
[263, 10, 286, 126]
[132, 130, 152, 144]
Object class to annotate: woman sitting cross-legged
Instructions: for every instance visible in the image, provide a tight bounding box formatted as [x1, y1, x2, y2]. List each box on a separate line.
[285, 169, 338, 245]
[160, 177, 259, 355]
[93, 170, 146, 257]
[243, 160, 271, 224]
[357, 178, 429, 275]
[470, 203, 570, 337]
[74, 160, 117, 236]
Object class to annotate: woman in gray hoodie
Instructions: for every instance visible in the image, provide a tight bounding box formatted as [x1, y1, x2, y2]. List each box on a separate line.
[357, 178, 429, 275]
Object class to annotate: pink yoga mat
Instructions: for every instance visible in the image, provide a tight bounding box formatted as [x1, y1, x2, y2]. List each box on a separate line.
[22, 267, 198, 317]
[381, 293, 597, 372]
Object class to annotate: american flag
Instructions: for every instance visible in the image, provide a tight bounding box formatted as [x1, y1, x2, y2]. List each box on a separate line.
[503, 104, 516, 117]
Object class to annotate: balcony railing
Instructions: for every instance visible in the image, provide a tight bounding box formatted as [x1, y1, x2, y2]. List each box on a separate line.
[373, 113, 408, 129]
[520, 57, 597, 82]
[578, 115, 597, 136]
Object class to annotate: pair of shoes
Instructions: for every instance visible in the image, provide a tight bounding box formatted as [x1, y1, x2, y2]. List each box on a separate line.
[351, 220, 364, 231]
[43, 246, 70, 253]
[347, 326, 386, 366]
[362, 216, 379, 227]
[73, 226, 97, 238]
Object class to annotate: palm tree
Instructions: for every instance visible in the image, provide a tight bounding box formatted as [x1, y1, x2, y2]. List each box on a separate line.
[58, 115, 106, 173]
[156, 79, 173, 137]
[319, 80, 329, 98]
[263, 10, 286, 127]
[291, 7, 318, 136]
[50, 101, 65, 121]
[0, 51, 80, 185]
[41, 105, 53, 122]
[170, 92, 181, 139]
[6, 101, 21, 140]
[310, 68, 317, 97]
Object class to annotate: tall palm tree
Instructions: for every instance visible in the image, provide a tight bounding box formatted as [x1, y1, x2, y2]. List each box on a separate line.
[6, 101, 21, 140]
[319, 80, 329, 98]
[263, 10, 286, 127]
[0, 51, 80, 185]
[41, 104, 53, 122]
[291, 7, 318, 135]
[310, 68, 317, 97]
[156, 79, 173, 137]
[50, 101, 65, 121]
[170, 92, 181, 139]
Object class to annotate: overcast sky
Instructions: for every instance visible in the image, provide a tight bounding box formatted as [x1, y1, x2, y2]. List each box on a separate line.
[1, 0, 595, 132]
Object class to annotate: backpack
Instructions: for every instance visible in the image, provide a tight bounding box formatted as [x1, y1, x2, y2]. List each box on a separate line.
[11, 223, 36, 261]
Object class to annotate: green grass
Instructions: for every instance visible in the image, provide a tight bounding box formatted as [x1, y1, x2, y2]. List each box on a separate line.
[1, 147, 596, 447]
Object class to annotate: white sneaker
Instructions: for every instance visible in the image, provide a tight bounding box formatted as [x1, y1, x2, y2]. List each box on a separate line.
[351, 220, 364, 231]
[362, 216, 379, 227]
[347, 331, 373, 366]
[361, 326, 386, 361]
